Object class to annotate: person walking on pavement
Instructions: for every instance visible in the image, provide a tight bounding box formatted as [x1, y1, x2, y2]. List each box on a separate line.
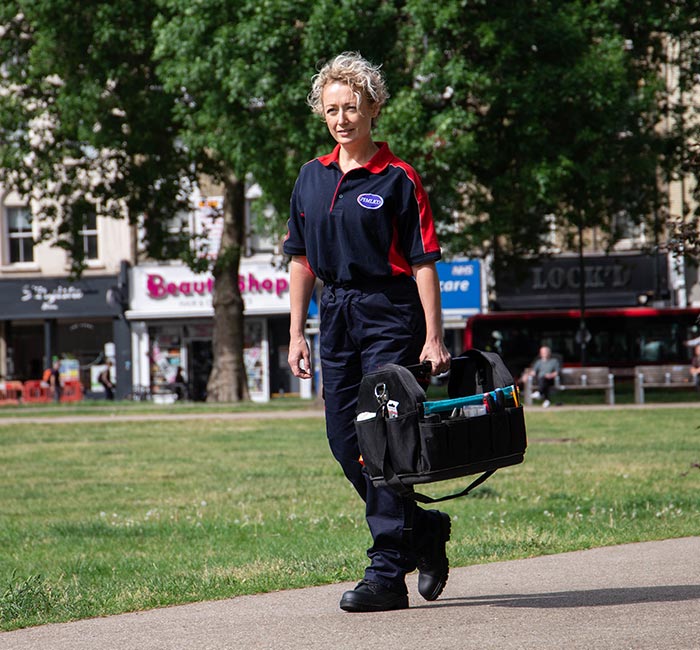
[49, 358, 62, 403]
[98, 360, 115, 400]
[284, 52, 452, 613]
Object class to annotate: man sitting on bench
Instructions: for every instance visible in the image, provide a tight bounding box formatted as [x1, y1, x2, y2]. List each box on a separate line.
[527, 345, 561, 408]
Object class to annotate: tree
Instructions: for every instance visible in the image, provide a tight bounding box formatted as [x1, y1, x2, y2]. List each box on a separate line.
[384, 0, 671, 268]
[152, 0, 407, 400]
[0, 1, 254, 402]
[0, 3, 198, 273]
[609, 0, 700, 258]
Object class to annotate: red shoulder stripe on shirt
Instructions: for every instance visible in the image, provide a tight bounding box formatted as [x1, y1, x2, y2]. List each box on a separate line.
[388, 217, 413, 277]
[389, 160, 440, 256]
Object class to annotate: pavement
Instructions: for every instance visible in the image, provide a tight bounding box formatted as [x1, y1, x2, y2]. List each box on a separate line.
[1, 536, 698, 650]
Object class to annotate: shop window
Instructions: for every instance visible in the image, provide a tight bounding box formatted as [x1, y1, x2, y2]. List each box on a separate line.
[79, 213, 99, 260]
[56, 320, 113, 387]
[6, 206, 35, 264]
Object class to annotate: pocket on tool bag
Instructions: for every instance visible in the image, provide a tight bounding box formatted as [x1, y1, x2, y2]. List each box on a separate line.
[490, 411, 511, 457]
[419, 415, 491, 472]
[355, 416, 387, 480]
[466, 414, 493, 462]
[507, 406, 527, 453]
[385, 411, 421, 475]
[418, 420, 451, 473]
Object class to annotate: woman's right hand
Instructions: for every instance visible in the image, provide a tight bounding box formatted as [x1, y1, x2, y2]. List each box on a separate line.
[288, 335, 312, 379]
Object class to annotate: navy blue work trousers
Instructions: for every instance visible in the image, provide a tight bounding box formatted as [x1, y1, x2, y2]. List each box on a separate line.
[319, 278, 443, 594]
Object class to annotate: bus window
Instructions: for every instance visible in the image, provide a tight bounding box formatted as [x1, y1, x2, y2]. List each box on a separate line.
[465, 307, 700, 377]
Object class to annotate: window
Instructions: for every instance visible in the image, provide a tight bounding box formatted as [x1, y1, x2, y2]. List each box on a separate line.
[465, 307, 699, 378]
[168, 210, 192, 237]
[6, 206, 34, 263]
[612, 211, 645, 248]
[79, 213, 98, 260]
[162, 210, 193, 258]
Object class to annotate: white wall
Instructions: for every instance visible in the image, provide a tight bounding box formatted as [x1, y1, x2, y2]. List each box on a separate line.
[0, 186, 134, 278]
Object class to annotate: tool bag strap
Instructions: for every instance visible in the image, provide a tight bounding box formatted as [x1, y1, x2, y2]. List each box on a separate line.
[411, 470, 496, 504]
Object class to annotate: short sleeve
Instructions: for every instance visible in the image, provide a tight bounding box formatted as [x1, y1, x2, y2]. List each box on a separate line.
[282, 178, 307, 256]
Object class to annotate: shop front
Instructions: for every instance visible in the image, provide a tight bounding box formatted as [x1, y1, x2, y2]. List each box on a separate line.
[0, 273, 128, 393]
[126, 259, 310, 402]
[493, 252, 671, 310]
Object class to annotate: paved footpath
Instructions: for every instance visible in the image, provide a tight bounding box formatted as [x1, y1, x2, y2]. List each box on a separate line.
[1, 537, 698, 650]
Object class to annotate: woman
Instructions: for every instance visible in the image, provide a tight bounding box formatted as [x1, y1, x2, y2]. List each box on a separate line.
[284, 52, 451, 612]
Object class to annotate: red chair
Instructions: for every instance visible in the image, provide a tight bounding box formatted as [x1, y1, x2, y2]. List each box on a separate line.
[61, 380, 84, 403]
[0, 381, 23, 405]
[23, 380, 52, 403]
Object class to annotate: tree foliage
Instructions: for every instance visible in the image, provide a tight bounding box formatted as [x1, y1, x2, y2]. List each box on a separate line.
[0, 2, 198, 274]
[152, 0, 405, 218]
[2, 0, 697, 262]
[383, 1, 677, 267]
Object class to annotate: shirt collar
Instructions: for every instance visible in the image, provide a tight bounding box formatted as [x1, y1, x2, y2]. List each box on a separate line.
[317, 142, 394, 173]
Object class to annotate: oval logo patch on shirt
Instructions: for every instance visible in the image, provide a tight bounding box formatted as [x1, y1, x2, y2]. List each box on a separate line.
[357, 193, 384, 210]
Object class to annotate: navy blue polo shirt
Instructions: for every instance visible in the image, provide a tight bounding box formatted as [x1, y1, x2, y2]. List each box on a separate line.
[283, 142, 441, 285]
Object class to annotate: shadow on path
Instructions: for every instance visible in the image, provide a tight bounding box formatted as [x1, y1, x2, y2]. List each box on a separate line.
[414, 584, 700, 610]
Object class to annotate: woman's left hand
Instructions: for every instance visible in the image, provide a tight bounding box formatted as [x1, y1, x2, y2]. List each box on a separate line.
[420, 339, 451, 376]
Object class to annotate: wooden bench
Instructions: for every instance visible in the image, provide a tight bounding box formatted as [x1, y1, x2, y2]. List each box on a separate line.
[633, 365, 694, 404]
[524, 366, 615, 405]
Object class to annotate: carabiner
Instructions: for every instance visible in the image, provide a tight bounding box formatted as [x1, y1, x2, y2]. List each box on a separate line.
[374, 382, 388, 406]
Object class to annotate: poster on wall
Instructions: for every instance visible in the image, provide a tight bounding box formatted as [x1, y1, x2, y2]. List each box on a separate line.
[150, 334, 182, 393]
[60, 358, 80, 382]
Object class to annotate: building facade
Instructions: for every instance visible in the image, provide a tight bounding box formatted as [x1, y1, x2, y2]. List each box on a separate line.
[126, 258, 309, 402]
[0, 187, 133, 394]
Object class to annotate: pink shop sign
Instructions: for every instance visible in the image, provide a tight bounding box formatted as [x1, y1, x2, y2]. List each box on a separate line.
[146, 273, 289, 300]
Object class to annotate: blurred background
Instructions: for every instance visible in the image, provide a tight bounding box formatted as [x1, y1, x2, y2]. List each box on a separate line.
[0, 1, 697, 402]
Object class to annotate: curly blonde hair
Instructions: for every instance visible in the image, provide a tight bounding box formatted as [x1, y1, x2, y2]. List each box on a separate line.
[307, 51, 389, 120]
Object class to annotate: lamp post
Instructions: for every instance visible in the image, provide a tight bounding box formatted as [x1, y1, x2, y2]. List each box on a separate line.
[576, 219, 591, 366]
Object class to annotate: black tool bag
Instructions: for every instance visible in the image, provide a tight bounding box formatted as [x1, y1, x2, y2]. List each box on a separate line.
[354, 349, 527, 504]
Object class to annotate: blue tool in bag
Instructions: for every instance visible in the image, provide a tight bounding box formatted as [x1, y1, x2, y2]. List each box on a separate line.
[354, 349, 527, 504]
[421, 384, 520, 416]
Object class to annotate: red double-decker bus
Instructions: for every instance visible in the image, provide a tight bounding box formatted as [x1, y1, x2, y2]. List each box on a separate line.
[463, 307, 700, 379]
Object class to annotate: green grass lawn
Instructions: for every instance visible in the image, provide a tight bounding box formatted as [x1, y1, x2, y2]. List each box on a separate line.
[0, 394, 321, 418]
[1, 406, 699, 630]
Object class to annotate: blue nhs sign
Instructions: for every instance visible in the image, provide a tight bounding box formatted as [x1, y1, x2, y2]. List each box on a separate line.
[437, 260, 482, 316]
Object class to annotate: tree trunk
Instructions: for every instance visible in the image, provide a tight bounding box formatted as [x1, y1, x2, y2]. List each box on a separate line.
[206, 168, 250, 402]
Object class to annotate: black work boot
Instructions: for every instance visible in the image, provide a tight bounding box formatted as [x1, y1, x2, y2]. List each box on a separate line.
[417, 511, 451, 601]
[339, 580, 409, 612]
